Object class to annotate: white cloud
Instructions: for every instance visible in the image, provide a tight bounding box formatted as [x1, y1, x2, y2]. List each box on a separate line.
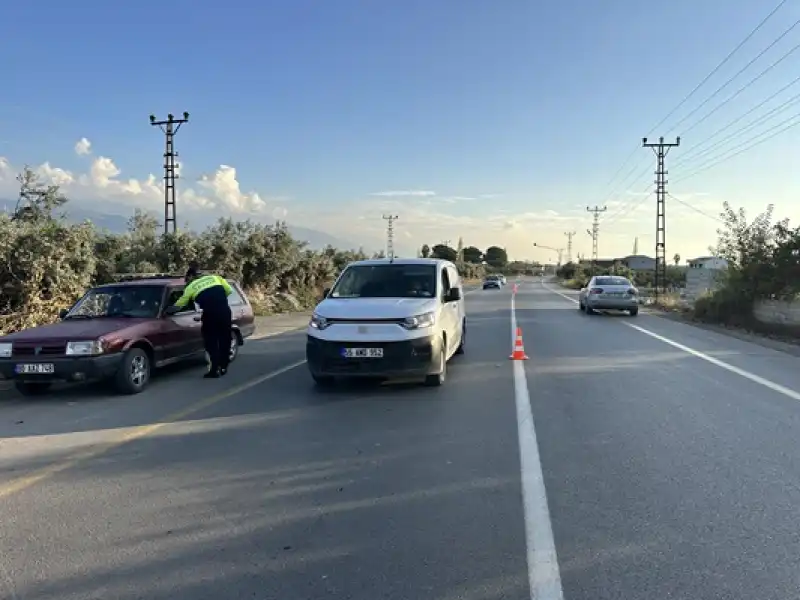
[74, 137, 92, 156]
[370, 190, 436, 197]
[37, 162, 74, 186]
[0, 149, 288, 220]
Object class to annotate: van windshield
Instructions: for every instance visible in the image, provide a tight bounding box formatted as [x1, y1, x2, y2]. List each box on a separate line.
[330, 264, 438, 298]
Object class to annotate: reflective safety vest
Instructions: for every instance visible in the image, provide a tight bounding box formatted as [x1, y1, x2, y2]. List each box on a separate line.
[173, 274, 233, 313]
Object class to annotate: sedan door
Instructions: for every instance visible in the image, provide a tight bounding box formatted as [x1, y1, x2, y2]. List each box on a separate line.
[161, 287, 204, 359]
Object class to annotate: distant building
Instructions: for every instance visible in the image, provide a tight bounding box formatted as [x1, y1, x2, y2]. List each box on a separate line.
[619, 255, 656, 271]
[685, 256, 728, 298]
[688, 256, 728, 270]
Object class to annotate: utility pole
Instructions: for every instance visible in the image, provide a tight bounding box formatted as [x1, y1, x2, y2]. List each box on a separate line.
[643, 136, 680, 301]
[532, 243, 564, 267]
[382, 214, 398, 259]
[586, 205, 607, 275]
[564, 231, 576, 264]
[150, 112, 190, 235]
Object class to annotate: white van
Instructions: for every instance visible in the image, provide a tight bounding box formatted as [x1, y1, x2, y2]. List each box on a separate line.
[306, 258, 466, 387]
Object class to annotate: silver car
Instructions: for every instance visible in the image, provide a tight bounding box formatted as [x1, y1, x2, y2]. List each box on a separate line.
[578, 275, 639, 316]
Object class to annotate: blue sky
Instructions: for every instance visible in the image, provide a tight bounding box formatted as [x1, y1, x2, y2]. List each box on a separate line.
[1, 0, 799, 260]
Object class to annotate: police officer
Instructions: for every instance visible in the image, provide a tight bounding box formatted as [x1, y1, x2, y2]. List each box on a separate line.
[166, 266, 234, 378]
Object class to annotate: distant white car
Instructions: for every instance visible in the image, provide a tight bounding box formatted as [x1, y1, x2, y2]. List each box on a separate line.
[578, 275, 639, 316]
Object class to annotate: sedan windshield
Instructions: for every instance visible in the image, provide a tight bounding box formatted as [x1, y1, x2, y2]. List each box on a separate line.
[67, 285, 165, 319]
[330, 265, 437, 298]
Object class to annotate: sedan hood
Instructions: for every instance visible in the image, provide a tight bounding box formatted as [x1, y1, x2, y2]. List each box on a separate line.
[316, 297, 438, 320]
[0, 318, 151, 342]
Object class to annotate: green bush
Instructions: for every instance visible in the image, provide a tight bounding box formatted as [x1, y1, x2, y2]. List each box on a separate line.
[0, 168, 372, 334]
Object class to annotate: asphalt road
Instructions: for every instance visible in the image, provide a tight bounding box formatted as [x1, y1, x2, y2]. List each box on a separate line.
[2, 279, 800, 599]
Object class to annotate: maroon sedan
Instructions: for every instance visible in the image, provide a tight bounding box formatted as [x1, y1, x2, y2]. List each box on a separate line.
[0, 275, 255, 396]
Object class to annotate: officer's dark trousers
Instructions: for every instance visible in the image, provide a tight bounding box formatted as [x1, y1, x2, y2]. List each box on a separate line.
[201, 308, 233, 372]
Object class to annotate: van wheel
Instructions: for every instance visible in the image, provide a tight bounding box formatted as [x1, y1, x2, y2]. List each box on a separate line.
[114, 347, 151, 395]
[424, 338, 447, 387]
[455, 320, 466, 355]
[14, 381, 52, 396]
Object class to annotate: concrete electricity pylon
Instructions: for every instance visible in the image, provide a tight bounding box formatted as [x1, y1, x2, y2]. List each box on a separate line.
[150, 112, 190, 234]
[382, 214, 398, 259]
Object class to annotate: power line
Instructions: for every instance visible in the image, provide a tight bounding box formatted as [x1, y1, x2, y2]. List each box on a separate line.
[596, 0, 789, 205]
[667, 193, 724, 223]
[676, 35, 800, 137]
[382, 214, 398, 259]
[149, 112, 190, 235]
[642, 136, 680, 301]
[675, 89, 800, 168]
[586, 206, 607, 275]
[673, 74, 800, 165]
[673, 109, 800, 184]
[664, 14, 800, 137]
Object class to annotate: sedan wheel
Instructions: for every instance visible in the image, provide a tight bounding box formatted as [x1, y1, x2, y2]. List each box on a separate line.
[114, 347, 151, 395]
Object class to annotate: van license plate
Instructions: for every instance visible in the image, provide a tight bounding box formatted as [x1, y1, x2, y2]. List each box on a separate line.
[15, 363, 55, 374]
[342, 348, 383, 358]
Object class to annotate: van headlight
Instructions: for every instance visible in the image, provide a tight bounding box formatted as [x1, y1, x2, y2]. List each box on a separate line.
[66, 340, 104, 356]
[309, 313, 330, 330]
[401, 312, 436, 330]
[0, 343, 11, 358]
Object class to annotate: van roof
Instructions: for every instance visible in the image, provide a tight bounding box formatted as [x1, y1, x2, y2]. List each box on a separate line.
[347, 258, 455, 268]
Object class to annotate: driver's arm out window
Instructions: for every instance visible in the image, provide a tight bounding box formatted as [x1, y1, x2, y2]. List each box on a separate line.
[167, 289, 196, 313]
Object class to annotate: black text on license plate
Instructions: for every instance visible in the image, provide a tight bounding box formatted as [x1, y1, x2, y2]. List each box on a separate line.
[342, 348, 383, 358]
[15, 363, 55, 374]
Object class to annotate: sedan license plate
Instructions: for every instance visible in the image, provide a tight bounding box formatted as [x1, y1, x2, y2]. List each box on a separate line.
[15, 363, 55, 375]
[342, 347, 383, 359]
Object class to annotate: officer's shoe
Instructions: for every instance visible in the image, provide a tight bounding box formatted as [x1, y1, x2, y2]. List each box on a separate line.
[204, 368, 221, 379]
[219, 367, 228, 376]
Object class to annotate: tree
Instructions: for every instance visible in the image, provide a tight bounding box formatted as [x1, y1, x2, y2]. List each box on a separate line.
[462, 246, 482, 264]
[420, 244, 431, 258]
[12, 166, 68, 224]
[431, 244, 457, 261]
[484, 246, 508, 268]
[456, 237, 464, 262]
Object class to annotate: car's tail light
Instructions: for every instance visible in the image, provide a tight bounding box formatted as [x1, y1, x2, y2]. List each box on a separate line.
[627, 288, 638, 296]
[590, 288, 603, 295]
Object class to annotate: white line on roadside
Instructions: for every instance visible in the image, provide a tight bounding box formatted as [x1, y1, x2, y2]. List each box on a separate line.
[626, 323, 800, 402]
[540, 281, 800, 403]
[511, 293, 565, 600]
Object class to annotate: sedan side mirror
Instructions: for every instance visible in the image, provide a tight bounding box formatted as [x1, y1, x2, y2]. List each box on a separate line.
[321, 287, 331, 299]
[58, 308, 69, 319]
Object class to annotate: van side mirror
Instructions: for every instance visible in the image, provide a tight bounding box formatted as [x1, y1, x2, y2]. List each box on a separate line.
[445, 288, 462, 302]
[58, 308, 69, 319]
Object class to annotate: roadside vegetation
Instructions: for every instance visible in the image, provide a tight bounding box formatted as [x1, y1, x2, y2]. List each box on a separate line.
[692, 202, 800, 332]
[555, 261, 686, 292]
[553, 201, 800, 337]
[0, 168, 523, 336]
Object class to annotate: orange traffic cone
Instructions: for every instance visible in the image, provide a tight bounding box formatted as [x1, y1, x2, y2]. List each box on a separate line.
[509, 327, 529, 360]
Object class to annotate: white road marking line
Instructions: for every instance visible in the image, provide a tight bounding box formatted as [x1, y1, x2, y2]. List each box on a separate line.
[510, 293, 565, 600]
[625, 323, 800, 402]
[541, 282, 579, 304]
[539, 281, 800, 403]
